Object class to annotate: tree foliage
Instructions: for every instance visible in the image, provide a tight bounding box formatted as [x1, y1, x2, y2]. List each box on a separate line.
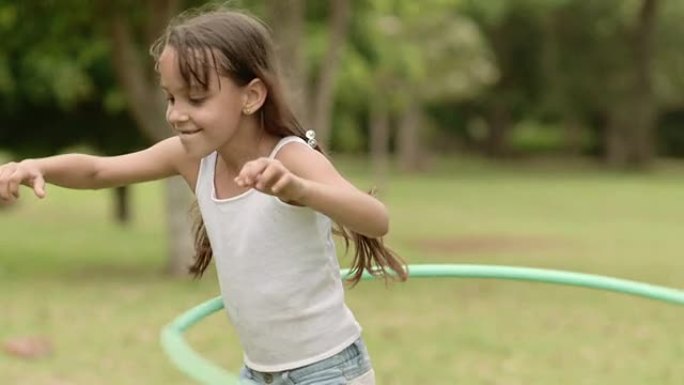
[1, 0, 683, 163]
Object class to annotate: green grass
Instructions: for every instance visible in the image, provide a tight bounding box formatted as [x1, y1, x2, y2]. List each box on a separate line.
[1, 156, 684, 384]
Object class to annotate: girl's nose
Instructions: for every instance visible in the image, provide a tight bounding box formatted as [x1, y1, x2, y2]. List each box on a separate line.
[167, 105, 190, 126]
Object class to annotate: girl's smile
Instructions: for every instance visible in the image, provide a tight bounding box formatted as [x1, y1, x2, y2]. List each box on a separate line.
[177, 128, 202, 136]
[158, 46, 247, 159]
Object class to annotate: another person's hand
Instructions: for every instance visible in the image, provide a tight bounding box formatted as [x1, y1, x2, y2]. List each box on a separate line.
[0, 160, 47, 202]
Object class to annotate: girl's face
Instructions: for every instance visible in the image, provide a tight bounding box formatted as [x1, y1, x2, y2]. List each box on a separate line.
[158, 46, 246, 158]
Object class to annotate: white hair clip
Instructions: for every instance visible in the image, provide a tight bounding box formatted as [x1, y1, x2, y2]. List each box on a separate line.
[305, 130, 317, 148]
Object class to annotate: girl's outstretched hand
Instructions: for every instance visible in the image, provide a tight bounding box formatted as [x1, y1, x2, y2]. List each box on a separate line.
[0, 160, 47, 202]
[235, 157, 307, 204]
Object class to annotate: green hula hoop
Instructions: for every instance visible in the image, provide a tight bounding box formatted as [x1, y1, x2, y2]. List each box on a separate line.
[161, 264, 684, 385]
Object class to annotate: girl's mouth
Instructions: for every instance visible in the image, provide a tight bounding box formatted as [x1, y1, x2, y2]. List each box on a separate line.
[178, 128, 202, 136]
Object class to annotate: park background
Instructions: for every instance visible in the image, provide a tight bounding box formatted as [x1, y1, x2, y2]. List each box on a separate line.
[1, 0, 683, 383]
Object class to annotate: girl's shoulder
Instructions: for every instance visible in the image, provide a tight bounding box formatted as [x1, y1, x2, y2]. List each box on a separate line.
[158, 137, 202, 190]
[269, 135, 309, 159]
[273, 137, 341, 183]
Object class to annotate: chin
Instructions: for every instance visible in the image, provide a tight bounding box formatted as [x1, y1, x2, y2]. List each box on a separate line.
[180, 137, 215, 159]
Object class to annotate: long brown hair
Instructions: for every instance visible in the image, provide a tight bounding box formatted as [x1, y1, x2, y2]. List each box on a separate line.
[150, 6, 407, 286]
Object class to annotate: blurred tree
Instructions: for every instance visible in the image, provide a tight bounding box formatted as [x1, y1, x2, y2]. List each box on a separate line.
[655, 0, 684, 112]
[540, 0, 626, 156]
[0, 0, 145, 223]
[461, 0, 549, 158]
[543, 0, 662, 167]
[0, 0, 200, 275]
[266, 0, 351, 148]
[336, 0, 496, 174]
[104, 0, 198, 274]
[654, 0, 684, 157]
[389, 1, 497, 170]
[267, 0, 308, 125]
[603, 0, 659, 167]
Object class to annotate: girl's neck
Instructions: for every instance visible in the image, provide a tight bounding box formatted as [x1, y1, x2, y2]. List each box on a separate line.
[216, 118, 279, 174]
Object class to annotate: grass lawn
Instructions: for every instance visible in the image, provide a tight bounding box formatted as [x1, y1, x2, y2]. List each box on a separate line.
[1, 156, 683, 384]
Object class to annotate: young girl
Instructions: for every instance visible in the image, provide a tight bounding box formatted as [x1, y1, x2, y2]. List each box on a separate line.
[0, 6, 407, 385]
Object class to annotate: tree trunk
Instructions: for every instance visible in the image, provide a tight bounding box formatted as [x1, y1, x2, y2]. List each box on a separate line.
[485, 101, 512, 158]
[604, 0, 659, 168]
[629, 0, 658, 166]
[605, 109, 629, 166]
[397, 97, 425, 172]
[145, 0, 179, 48]
[107, 0, 193, 276]
[370, 96, 390, 188]
[267, 0, 309, 127]
[165, 176, 194, 276]
[310, 0, 351, 148]
[114, 186, 130, 224]
[108, 11, 169, 141]
[562, 114, 584, 156]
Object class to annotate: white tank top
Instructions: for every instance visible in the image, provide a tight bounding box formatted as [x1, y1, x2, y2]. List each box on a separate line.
[195, 136, 361, 372]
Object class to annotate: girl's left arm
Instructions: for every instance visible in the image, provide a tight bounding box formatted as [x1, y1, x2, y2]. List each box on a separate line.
[235, 143, 389, 238]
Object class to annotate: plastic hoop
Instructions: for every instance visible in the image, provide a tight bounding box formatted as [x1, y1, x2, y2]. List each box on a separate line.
[161, 264, 684, 384]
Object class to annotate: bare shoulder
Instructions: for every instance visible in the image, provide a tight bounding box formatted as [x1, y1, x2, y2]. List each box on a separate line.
[155, 137, 202, 189]
[274, 141, 342, 183]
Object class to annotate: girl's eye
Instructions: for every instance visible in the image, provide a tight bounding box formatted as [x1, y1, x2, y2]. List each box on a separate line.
[189, 96, 206, 105]
[166, 95, 175, 104]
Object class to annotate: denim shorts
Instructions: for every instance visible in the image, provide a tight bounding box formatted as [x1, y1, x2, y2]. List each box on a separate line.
[239, 338, 375, 385]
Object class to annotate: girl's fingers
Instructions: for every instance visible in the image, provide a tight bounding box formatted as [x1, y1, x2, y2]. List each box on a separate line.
[236, 161, 257, 184]
[0, 165, 15, 200]
[270, 173, 292, 195]
[236, 158, 270, 186]
[255, 164, 281, 191]
[32, 174, 46, 198]
[0, 163, 47, 200]
[8, 170, 21, 199]
[10, 185, 19, 199]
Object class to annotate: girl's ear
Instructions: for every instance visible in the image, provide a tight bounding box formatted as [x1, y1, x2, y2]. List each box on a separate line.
[242, 78, 267, 115]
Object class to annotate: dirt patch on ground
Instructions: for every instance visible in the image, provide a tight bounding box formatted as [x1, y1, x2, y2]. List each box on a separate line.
[411, 235, 567, 255]
[3, 336, 53, 360]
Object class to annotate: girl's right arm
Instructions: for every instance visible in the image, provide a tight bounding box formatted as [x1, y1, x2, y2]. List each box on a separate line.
[0, 137, 198, 202]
